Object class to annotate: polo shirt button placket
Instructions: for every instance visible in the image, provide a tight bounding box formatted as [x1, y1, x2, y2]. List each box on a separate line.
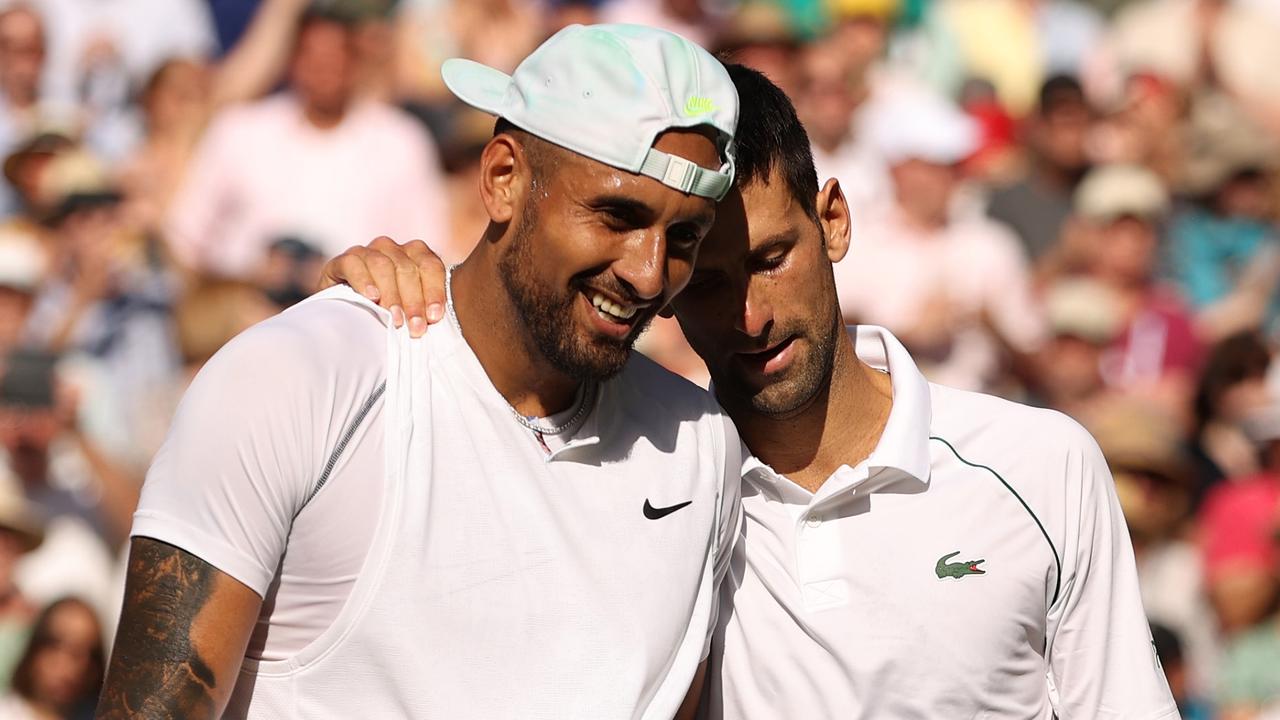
[804, 513, 822, 528]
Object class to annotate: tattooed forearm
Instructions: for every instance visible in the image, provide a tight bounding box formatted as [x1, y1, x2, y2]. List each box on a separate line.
[97, 538, 223, 719]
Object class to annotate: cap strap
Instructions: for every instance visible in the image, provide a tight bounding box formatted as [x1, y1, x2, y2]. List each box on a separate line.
[640, 148, 732, 201]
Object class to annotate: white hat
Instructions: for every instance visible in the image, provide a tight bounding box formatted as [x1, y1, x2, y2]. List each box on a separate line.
[442, 24, 739, 201]
[1075, 164, 1170, 223]
[0, 227, 47, 292]
[865, 90, 979, 165]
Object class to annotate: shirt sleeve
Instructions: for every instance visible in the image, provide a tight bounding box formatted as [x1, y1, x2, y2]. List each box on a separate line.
[1045, 424, 1180, 719]
[702, 412, 744, 661]
[131, 296, 385, 596]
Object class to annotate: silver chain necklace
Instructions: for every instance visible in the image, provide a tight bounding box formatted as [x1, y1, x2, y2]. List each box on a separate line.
[445, 264, 595, 436]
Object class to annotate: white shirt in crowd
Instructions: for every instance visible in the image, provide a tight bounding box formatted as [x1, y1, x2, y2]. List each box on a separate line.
[131, 287, 742, 718]
[166, 95, 448, 279]
[706, 325, 1178, 719]
[834, 208, 1046, 391]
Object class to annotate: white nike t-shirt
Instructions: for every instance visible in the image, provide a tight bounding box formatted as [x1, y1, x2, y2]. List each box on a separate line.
[132, 287, 743, 718]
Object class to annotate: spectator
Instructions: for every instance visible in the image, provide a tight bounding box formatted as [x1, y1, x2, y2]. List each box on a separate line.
[0, 597, 103, 720]
[394, 0, 544, 104]
[0, 5, 71, 219]
[0, 350, 131, 623]
[988, 75, 1094, 263]
[115, 59, 212, 236]
[1191, 333, 1275, 493]
[1, 132, 73, 246]
[22, 150, 178, 468]
[925, 0, 1104, 115]
[1072, 163, 1205, 422]
[1201, 441, 1280, 718]
[0, 230, 45, 358]
[166, 8, 448, 279]
[1031, 277, 1123, 418]
[833, 90, 1045, 391]
[1099, 0, 1280, 132]
[33, 0, 216, 117]
[1168, 95, 1280, 343]
[713, 2, 802, 99]
[1199, 460, 1280, 640]
[0, 481, 44, 691]
[798, 35, 892, 222]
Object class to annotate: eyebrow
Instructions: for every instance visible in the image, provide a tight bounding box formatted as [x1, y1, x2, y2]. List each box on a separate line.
[750, 229, 800, 257]
[588, 194, 715, 230]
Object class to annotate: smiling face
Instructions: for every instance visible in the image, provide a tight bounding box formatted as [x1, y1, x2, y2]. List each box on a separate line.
[496, 128, 720, 381]
[672, 170, 851, 417]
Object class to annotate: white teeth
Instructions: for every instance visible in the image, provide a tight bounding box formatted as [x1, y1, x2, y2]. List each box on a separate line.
[590, 292, 638, 321]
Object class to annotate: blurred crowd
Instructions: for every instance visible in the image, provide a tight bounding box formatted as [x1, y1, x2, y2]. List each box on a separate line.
[2, 0, 1280, 717]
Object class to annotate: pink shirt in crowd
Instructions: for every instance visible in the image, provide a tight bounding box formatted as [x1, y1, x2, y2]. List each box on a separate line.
[166, 94, 448, 279]
[833, 207, 1047, 391]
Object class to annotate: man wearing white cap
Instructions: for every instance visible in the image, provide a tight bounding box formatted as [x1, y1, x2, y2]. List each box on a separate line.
[833, 90, 1046, 392]
[99, 24, 742, 719]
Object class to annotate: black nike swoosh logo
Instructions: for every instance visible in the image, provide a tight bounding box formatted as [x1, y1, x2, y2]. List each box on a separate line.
[643, 499, 693, 520]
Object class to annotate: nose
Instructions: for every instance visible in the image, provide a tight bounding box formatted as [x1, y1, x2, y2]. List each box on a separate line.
[612, 230, 666, 302]
[735, 279, 773, 339]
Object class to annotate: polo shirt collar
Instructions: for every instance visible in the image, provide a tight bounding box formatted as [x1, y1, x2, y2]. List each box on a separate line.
[741, 325, 933, 502]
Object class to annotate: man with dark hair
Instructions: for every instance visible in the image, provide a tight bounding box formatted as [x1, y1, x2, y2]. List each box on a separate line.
[988, 74, 1094, 262]
[329, 63, 1178, 718]
[165, 7, 447, 280]
[102, 25, 742, 719]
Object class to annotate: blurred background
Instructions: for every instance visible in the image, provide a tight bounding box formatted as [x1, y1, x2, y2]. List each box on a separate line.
[0, 0, 1279, 716]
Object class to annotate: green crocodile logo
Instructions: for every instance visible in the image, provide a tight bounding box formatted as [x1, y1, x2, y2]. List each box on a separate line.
[684, 96, 717, 116]
[936, 551, 986, 579]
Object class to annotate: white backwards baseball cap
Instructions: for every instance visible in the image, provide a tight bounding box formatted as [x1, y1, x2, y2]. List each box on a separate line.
[442, 24, 738, 201]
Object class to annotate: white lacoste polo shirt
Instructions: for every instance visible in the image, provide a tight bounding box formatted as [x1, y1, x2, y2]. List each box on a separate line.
[706, 326, 1178, 719]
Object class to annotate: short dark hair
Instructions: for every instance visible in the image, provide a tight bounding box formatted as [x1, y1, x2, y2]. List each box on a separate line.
[1037, 74, 1086, 117]
[723, 63, 820, 223]
[493, 117, 561, 185]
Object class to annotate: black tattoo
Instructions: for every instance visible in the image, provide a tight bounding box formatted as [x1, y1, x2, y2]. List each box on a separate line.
[96, 538, 220, 719]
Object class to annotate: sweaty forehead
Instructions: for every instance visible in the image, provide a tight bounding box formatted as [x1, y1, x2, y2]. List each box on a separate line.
[698, 177, 801, 263]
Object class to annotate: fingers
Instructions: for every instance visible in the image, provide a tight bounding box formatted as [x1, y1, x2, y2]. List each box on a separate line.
[361, 248, 408, 329]
[319, 246, 379, 300]
[400, 240, 447, 325]
[318, 237, 440, 336]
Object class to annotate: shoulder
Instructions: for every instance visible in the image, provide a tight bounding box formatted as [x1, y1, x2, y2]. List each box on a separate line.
[354, 102, 435, 147]
[190, 289, 388, 414]
[213, 290, 385, 373]
[929, 384, 1103, 482]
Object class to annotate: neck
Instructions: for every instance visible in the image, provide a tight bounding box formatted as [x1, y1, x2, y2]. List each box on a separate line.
[302, 100, 347, 129]
[897, 201, 947, 232]
[1033, 158, 1082, 191]
[731, 329, 893, 493]
[450, 243, 580, 418]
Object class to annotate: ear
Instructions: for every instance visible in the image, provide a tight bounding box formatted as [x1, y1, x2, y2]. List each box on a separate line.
[478, 134, 525, 225]
[815, 177, 852, 264]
